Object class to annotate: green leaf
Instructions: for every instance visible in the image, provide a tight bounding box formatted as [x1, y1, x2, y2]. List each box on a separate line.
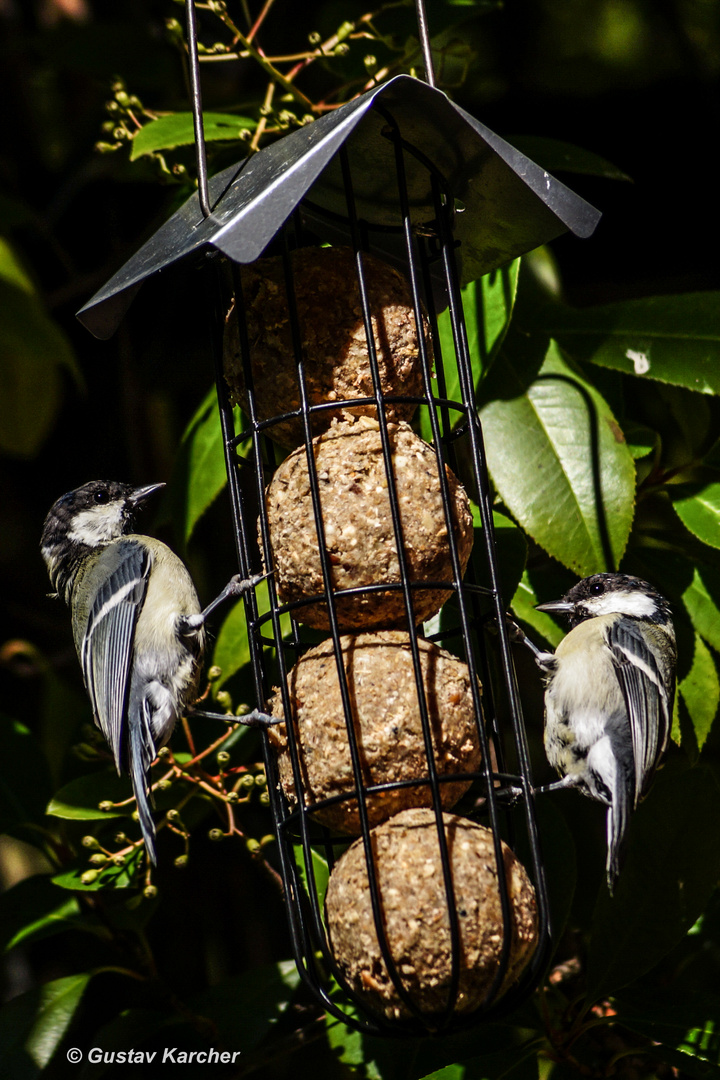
[130, 112, 256, 159]
[679, 634, 719, 753]
[586, 763, 720, 1000]
[211, 577, 291, 690]
[510, 572, 565, 650]
[0, 876, 82, 953]
[52, 848, 144, 892]
[0, 715, 53, 833]
[0, 236, 81, 458]
[670, 481, 720, 550]
[293, 844, 330, 914]
[507, 136, 632, 181]
[0, 973, 90, 1077]
[480, 341, 636, 575]
[541, 292, 720, 395]
[419, 1043, 542, 1080]
[166, 385, 239, 547]
[47, 771, 135, 820]
[418, 262, 520, 442]
[682, 566, 720, 654]
[614, 987, 720, 1077]
[623, 422, 659, 461]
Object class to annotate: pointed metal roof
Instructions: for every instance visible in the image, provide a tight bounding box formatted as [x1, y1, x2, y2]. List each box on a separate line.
[78, 74, 600, 340]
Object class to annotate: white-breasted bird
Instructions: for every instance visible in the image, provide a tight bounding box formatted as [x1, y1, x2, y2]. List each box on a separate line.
[513, 572, 676, 891]
[41, 479, 275, 862]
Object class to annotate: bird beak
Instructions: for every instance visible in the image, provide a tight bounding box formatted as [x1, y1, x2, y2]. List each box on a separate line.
[129, 482, 166, 507]
[535, 598, 574, 614]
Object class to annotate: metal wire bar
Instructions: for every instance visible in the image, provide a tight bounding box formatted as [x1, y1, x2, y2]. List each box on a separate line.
[185, 0, 211, 218]
[415, 0, 436, 87]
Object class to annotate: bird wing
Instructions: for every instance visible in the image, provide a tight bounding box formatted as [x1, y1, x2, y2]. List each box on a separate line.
[80, 540, 151, 773]
[606, 616, 672, 806]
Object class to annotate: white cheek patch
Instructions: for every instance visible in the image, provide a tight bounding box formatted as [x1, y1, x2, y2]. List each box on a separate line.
[582, 591, 657, 619]
[68, 504, 125, 546]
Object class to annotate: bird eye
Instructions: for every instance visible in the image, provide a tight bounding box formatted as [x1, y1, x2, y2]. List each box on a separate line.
[589, 581, 604, 595]
[93, 490, 110, 505]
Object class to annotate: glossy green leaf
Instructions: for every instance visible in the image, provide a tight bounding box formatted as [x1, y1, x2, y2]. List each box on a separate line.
[679, 634, 719, 753]
[0, 973, 90, 1077]
[682, 566, 720, 654]
[418, 261, 520, 442]
[211, 577, 291, 690]
[623, 422, 659, 460]
[166, 385, 243, 546]
[130, 112, 255, 159]
[0, 237, 81, 458]
[507, 136, 632, 181]
[293, 844, 330, 914]
[0, 876, 82, 953]
[47, 771, 135, 820]
[480, 341, 636, 575]
[586, 764, 720, 1000]
[52, 848, 144, 892]
[541, 292, 720, 395]
[510, 572, 565, 650]
[671, 481, 720, 550]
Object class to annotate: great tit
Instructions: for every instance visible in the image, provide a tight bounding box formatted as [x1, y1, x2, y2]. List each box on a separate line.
[513, 572, 676, 891]
[41, 479, 275, 863]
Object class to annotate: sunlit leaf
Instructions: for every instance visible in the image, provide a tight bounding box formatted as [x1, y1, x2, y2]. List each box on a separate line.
[0, 876, 83, 953]
[510, 572, 565, 650]
[293, 844, 330, 914]
[47, 771, 134, 820]
[165, 385, 250, 547]
[479, 341, 636, 575]
[682, 566, 720, 654]
[0, 974, 90, 1076]
[211, 578, 291, 691]
[418, 261, 520, 442]
[679, 634, 719, 754]
[670, 481, 720, 550]
[540, 292, 720, 395]
[130, 112, 255, 159]
[52, 849, 144, 892]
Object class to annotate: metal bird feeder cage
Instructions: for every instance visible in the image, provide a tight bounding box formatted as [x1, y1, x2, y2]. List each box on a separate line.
[78, 0, 600, 1038]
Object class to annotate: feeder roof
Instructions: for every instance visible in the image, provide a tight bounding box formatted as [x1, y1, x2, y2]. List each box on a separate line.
[78, 74, 600, 340]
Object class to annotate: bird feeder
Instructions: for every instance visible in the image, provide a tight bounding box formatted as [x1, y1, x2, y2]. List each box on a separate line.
[78, 0, 600, 1038]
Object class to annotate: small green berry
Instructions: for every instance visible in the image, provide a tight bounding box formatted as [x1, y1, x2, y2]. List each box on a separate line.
[207, 665, 222, 683]
[98, 801, 114, 813]
[89, 853, 108, 866]
[144, 884, 158, 900]
[81, 870, 99, 885]
[217, 750, 231, 765]
[174, 854, 189, 868]
[208, 828, 224, 842]
[246, 838, 260, 854]
[82, 835, 100, 849]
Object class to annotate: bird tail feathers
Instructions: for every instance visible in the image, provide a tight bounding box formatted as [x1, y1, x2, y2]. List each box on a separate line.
[128, 701, 158, 865]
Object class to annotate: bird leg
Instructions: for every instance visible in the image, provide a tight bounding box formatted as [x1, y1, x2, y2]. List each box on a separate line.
[188, 706, 282, 728]
[504, 614, 556, 673]
[180, 572, 270, 634]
